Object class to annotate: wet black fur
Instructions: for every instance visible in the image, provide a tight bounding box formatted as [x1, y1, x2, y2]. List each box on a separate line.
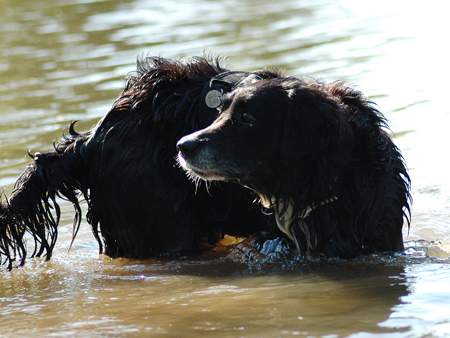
[0, 56, 277, 269]
[178, 77, 411, 258]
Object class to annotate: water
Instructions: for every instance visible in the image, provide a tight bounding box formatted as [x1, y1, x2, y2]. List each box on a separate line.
[1, 0, 450, 336]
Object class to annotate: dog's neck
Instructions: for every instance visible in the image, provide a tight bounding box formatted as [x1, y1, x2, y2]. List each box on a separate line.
[266, 196, 338, 251]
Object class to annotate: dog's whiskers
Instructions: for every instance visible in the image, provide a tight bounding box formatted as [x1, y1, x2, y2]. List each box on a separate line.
[205, 181, 212, 197]
[174, 153, 216, 195]
[194, 175, 201, 195]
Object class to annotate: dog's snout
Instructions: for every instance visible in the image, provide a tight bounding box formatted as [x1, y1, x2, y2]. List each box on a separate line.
[177, 136, 201, 156]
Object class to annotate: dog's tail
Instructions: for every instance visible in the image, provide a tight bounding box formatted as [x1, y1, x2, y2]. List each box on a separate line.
[0, 122, 87, 270]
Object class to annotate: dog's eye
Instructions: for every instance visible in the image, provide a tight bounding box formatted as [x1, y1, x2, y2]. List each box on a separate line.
[240, 112, 256, 127]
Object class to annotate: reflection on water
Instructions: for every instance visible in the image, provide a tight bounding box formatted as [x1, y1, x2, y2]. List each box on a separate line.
[1, 0, 450, 336]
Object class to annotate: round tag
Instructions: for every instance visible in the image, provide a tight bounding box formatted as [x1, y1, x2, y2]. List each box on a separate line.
[205, 89, 222, 108]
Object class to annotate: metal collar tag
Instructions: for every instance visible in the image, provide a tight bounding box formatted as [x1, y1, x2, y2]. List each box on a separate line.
[205, 72, 263, 109]
[205, 89, 223, 109]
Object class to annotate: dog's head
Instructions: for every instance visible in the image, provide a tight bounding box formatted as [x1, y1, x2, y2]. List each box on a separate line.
[177, 78, 352, 205]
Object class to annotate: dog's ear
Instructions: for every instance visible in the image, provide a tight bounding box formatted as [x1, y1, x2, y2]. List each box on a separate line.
[281, 85, 342, 159]
[279, 84, 353, 195]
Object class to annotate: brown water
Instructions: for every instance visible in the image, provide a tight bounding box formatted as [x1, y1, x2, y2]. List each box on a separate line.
[1, 0, 450, 336]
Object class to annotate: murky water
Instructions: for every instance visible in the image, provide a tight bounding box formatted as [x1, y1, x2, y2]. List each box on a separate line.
[1, 0, 450, 336]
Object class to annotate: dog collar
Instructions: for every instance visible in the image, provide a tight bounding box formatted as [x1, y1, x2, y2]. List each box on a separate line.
[270, 196, 338, 248]
[298, 196, 338, 219]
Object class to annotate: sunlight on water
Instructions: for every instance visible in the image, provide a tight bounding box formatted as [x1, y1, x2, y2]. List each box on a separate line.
[1, 0, 450, 336]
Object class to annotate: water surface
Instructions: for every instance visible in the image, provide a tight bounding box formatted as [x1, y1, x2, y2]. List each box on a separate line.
[1, 0, 450, 336]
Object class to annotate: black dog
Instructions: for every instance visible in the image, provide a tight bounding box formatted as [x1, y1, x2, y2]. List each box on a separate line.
[178, 77, 411, 258]
[0, 56, 278, 269]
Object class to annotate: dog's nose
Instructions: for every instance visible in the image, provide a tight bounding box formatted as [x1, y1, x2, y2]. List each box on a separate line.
[176, 137, 201, 156]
